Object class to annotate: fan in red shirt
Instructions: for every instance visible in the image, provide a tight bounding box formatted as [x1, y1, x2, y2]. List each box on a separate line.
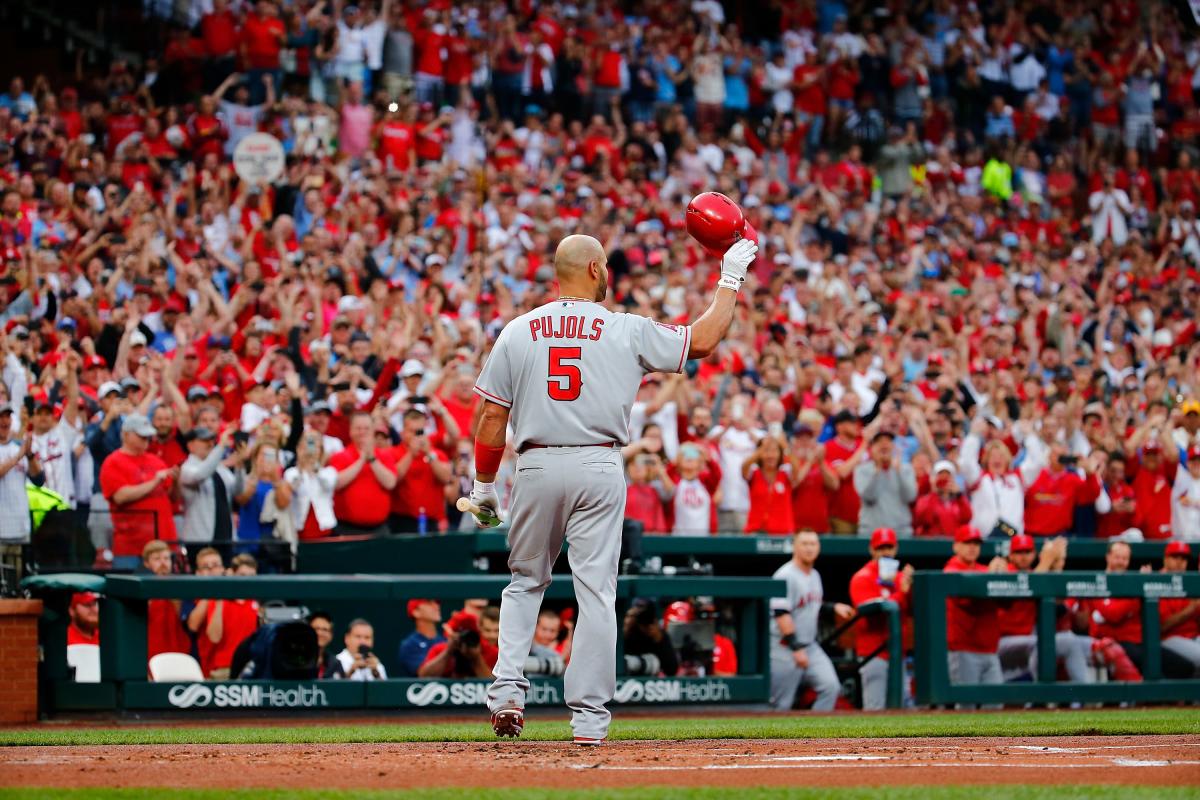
[913, 460, 973, 537]
[791, 419, 835, 534]
[824, 410, 866, 533]
[329, 411, 399, 536]
[1023, 444, 1102, 536]
[240, 1, 286, 71]
[1126, 437, 1178, 540]
[66, 592, 100, 647]
[849, 527, 914, 709]
[187, 552, 260, 679]
[743, 436, 797, 535]
[141, 540, 191, 662]
[1159, 541, 1200, 674]
[200, 0, 239, 60]
[377, 107, 417, 172]
[98, 414, 179, 568]
[943, 525, 1004, 702]
[1097, 453, 1137, 538]
[386, 408, 452, 533]
[625, 453, 670, 534]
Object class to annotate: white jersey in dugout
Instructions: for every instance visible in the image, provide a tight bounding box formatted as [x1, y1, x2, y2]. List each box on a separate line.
[474, 299, 691, 449]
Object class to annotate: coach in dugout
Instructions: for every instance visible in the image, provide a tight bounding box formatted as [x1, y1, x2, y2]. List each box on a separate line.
[1084, 540, 1195, 678]
[943, 525, 1004, 708]
[849, 527, 913, 710]
[996, 536, 1093, 684]
[1159, 542, 1200, 675]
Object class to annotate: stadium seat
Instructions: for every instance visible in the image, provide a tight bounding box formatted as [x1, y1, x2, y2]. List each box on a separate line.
[67, 644, 101, 683]
[149, 653, 205, 682]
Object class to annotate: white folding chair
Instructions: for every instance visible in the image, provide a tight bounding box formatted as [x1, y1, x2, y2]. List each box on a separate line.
[66, 643, 101, 683]
[148, 652, 205, 682]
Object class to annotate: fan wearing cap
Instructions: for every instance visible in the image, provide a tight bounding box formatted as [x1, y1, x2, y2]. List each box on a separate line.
[66, 591, 100, 646]
[98, 413, 180, 569]
[29, 349, 83, 507]
[768, 531, 851, 711]
[943, 525, 1005, 703]
[824, 409, 869, 534]
[0, 401, 35, 548]
[995, 536, 1094, 684]
[178, 425, 240, 550]
[1158, 541, 1200, 675]
[1172, 444, 1200, 541]
[913, 460, 972, 538]
[1172, 399, 1200, 453]
[849, 528, 915, 710]
[397, 599, 447, 677]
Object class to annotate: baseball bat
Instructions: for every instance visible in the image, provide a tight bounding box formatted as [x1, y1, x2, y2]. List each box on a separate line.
[456, 497, 502, 528]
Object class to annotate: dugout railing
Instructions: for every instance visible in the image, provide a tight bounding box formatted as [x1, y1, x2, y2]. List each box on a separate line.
[912, 571, 1200, 706]
[24, 573, 785, 714]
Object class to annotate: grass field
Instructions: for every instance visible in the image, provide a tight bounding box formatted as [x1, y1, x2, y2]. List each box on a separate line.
[0, 788, 1197, 800]
[2, 707, 1197, 746]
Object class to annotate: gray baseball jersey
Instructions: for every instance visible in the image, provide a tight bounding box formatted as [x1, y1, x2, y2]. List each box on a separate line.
[769, 561, 824, 645]
[474, 300, 691, 448]
[480, 298, 692, 741]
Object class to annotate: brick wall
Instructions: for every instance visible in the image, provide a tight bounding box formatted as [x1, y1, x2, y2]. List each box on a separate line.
[0, 599, 43, 723]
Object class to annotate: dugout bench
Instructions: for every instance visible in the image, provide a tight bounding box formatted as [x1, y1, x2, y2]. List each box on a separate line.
[25, 573, 789, 714]
[912, 571, 1200, 706]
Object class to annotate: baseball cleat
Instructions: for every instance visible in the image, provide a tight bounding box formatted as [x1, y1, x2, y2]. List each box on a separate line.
[491, 708, 524, 738]
[573, 736, 606, 746]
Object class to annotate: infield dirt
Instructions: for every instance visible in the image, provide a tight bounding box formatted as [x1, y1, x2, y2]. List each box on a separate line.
[2, 735, 1198, 789]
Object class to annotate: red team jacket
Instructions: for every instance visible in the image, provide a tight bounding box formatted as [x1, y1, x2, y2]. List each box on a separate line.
[996, 564, 1036, 637]
[943, 556, 1000, 653]
[1086, 597, 1142, 644]
[849, 559, 910, 659]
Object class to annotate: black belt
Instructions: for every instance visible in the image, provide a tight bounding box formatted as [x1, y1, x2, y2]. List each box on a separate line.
[518, 442, 619, 454]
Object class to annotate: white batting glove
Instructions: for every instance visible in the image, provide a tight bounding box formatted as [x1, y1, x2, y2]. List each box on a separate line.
[469, 480, 502, 528]
[717, 238, 758, 291]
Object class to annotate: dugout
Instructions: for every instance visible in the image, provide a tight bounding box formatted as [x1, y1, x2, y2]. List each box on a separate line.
[22, 573, 787, 715]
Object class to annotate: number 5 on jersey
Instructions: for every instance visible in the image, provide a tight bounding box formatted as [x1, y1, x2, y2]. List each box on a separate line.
[547, 346, 582, 401]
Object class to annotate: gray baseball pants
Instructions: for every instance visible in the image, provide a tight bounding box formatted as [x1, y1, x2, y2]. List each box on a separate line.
[948, 650, 1002, 709]
[998, 631, 1094, 683]
[859, 656, 912, 710]
[1163, 636, 1200, 677]
[769, 642, 840, 710]
[487, 446, 625, 740]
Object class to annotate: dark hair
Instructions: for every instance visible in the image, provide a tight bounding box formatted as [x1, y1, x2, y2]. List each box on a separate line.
[482, 606, 501, 624]
[308, 610, 332, 626]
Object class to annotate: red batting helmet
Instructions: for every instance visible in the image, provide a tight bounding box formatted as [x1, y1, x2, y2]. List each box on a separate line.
[686, 192, 753, 257]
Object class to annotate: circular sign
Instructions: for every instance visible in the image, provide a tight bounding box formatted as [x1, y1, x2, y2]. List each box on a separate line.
[233, 133, 285, 185]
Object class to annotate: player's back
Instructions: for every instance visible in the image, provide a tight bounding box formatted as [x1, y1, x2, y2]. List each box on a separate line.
[474, 299, 690, 450]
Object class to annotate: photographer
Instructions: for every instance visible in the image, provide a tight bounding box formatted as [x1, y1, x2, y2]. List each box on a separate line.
[913, 461, 972, 537]
[418, 610, 494, 678]
[332, 618, 387, 681]
[622, 599, 679, 677]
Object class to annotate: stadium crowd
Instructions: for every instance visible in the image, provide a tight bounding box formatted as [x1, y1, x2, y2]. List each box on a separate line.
[8, 0, 1200, 706]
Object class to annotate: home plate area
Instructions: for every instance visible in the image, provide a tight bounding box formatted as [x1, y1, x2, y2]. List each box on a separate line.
[2, 736, 1197, 789]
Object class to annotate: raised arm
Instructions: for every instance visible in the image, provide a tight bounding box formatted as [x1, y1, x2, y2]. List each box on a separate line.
[687, 240, 757, 358]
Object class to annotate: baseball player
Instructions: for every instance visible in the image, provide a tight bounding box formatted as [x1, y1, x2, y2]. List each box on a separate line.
[995, 535, 1094, 683]
[769, 530, 851, 711]
[469, 233, 757, 743]
[848, 527, 913, 710]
